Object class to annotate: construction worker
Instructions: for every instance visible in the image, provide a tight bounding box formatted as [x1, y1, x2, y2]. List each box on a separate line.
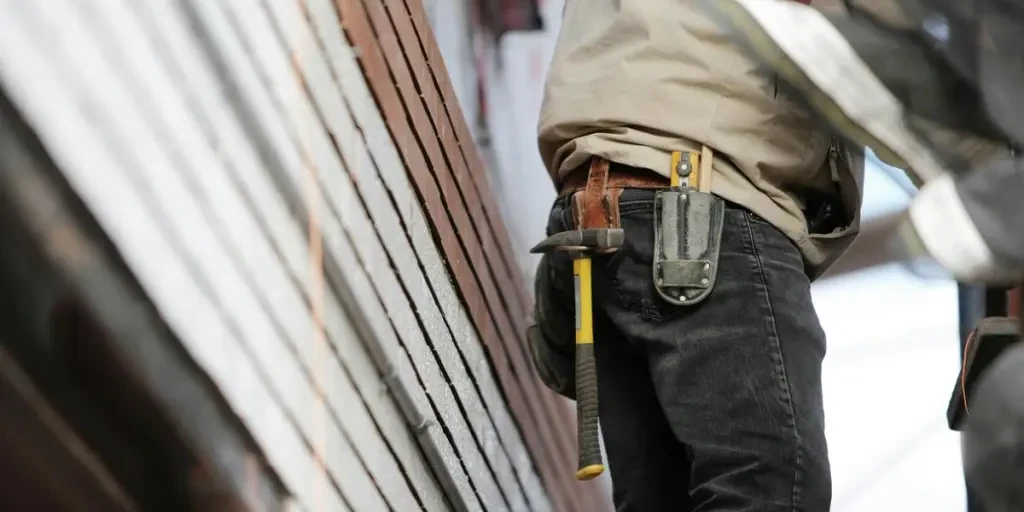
[525, 0, 858, 510]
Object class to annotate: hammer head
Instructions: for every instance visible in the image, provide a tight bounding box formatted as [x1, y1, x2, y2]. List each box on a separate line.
[529, 228, 625, 254]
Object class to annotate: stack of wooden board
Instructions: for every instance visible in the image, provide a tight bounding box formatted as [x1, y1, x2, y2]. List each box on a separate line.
[0, 0, 603, 510]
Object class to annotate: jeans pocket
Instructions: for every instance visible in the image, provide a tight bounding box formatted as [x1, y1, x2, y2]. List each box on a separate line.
[607, 201, 687, 321]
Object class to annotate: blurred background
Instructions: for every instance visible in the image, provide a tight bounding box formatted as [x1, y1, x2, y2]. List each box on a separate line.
[427, 0, 966, 509]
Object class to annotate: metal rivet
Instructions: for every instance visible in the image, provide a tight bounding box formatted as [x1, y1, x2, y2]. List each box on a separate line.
[676, 161, 691, 177]
[701, 278, 709, 286]
[703, 263, 710, 270]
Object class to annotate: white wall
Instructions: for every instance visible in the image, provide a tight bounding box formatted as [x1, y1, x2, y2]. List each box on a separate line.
[423, 0, 479, 139]
[814, 162, 965, 512]
[480, 2, 567, 285]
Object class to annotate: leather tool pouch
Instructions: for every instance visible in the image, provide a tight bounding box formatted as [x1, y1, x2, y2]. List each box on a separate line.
[527, 254, 576, 399]
[652, 187, 726, 306]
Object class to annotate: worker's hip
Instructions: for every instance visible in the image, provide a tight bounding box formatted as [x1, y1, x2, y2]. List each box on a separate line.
[528, 165, 814, 400]
[542, 186, 832, 509]
[543, 186, 807, 321]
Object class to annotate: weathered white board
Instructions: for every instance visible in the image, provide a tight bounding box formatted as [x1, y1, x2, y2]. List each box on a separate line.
[0, 0, 550, 511]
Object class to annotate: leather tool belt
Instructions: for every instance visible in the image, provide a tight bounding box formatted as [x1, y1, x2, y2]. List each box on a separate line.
[559, 149, 726, 307]
[559, 163, 670, 197]
[559, 159, 666, 243]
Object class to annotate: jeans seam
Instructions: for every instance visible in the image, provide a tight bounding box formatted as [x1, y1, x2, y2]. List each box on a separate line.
[743, 214, 804, 512]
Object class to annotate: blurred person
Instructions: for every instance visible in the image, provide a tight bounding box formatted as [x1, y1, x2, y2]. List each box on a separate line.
[689, 0, 1024, 305]
[689, 1, 1024, 510]
[894, 158, 1024, 285]
[694, 0, 1024, 286]
[525, 1, 864, 510]
[962, 341, 1024, 512]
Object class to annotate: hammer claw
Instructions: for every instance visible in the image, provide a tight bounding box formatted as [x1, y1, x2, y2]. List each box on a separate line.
[529, 228, 625, 254]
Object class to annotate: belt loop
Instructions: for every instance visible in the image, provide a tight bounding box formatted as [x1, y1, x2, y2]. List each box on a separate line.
[699, 145, 714, 193]
[674, 148, 712, 192]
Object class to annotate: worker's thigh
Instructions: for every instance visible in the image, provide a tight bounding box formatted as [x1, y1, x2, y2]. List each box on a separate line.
[551, 188, 832, 511]
[584, 309, 691, 510]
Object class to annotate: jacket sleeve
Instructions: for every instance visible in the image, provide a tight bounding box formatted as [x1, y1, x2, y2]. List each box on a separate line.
[907, 159, 1024, 283]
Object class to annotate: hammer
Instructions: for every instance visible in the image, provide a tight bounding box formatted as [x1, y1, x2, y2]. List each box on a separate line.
[531, 228, 624, 480]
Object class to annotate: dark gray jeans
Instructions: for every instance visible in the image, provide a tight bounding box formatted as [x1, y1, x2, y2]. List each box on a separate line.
[545, 188, 831, 511]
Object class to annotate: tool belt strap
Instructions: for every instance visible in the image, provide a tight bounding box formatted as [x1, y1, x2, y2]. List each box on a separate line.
[563, 148, 715, 231]
[571, 157, 618, 231]
[670, 147, 714, 193]
[560, 147, 715, 197]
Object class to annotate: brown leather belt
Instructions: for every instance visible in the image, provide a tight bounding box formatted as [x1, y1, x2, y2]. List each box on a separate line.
[558, 159, 670, 198]
[560, 158, 670, 232]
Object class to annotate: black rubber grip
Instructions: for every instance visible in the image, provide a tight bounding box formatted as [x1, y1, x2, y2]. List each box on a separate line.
[575, 343, 603, 478]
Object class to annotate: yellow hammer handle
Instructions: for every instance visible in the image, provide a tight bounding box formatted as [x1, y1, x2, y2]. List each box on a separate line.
[573, 257, 604, 480]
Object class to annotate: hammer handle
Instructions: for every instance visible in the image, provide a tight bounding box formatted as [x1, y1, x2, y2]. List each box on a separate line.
[573, 257, 604, 480]
[575, 344, 602, 478]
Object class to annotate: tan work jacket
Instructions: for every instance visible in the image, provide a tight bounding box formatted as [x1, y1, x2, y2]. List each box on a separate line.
[538, 0, 865, 279]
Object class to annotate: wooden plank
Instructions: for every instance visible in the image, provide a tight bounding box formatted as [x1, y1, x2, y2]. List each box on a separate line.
[393, 21, 586, 472]
[122, 4, 450, 510]
[337, 1, 585, 508]
[378, 0, 529, 327]
[9, 3, 376, 510]
[307, 19, 543, 512]
[374, 17, 579, 474]
[1010, 288, 1020, 318]
[3, 0, 588, 508]
[342, 0, 577, 474]
[181, 1, 507, 507]
[214, 1, 509, 509]
[0, 5, 342, 510]
[86, 2, 443, 511]
[45, 1, 400, 509]
[215, 2, 512, 507]
[400, 0, 532, 311]
[392, 1, 580, 449]
[2, 2, 491, 509]
[145, 1, 475, 510]
[305, 3, 552, 507]
[139, 8, 447, 509]
[368, 6, 589, 508]
[350, 0, 530, 404]
[264, 2, 545, 510]
[306, 4, 557, 511]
